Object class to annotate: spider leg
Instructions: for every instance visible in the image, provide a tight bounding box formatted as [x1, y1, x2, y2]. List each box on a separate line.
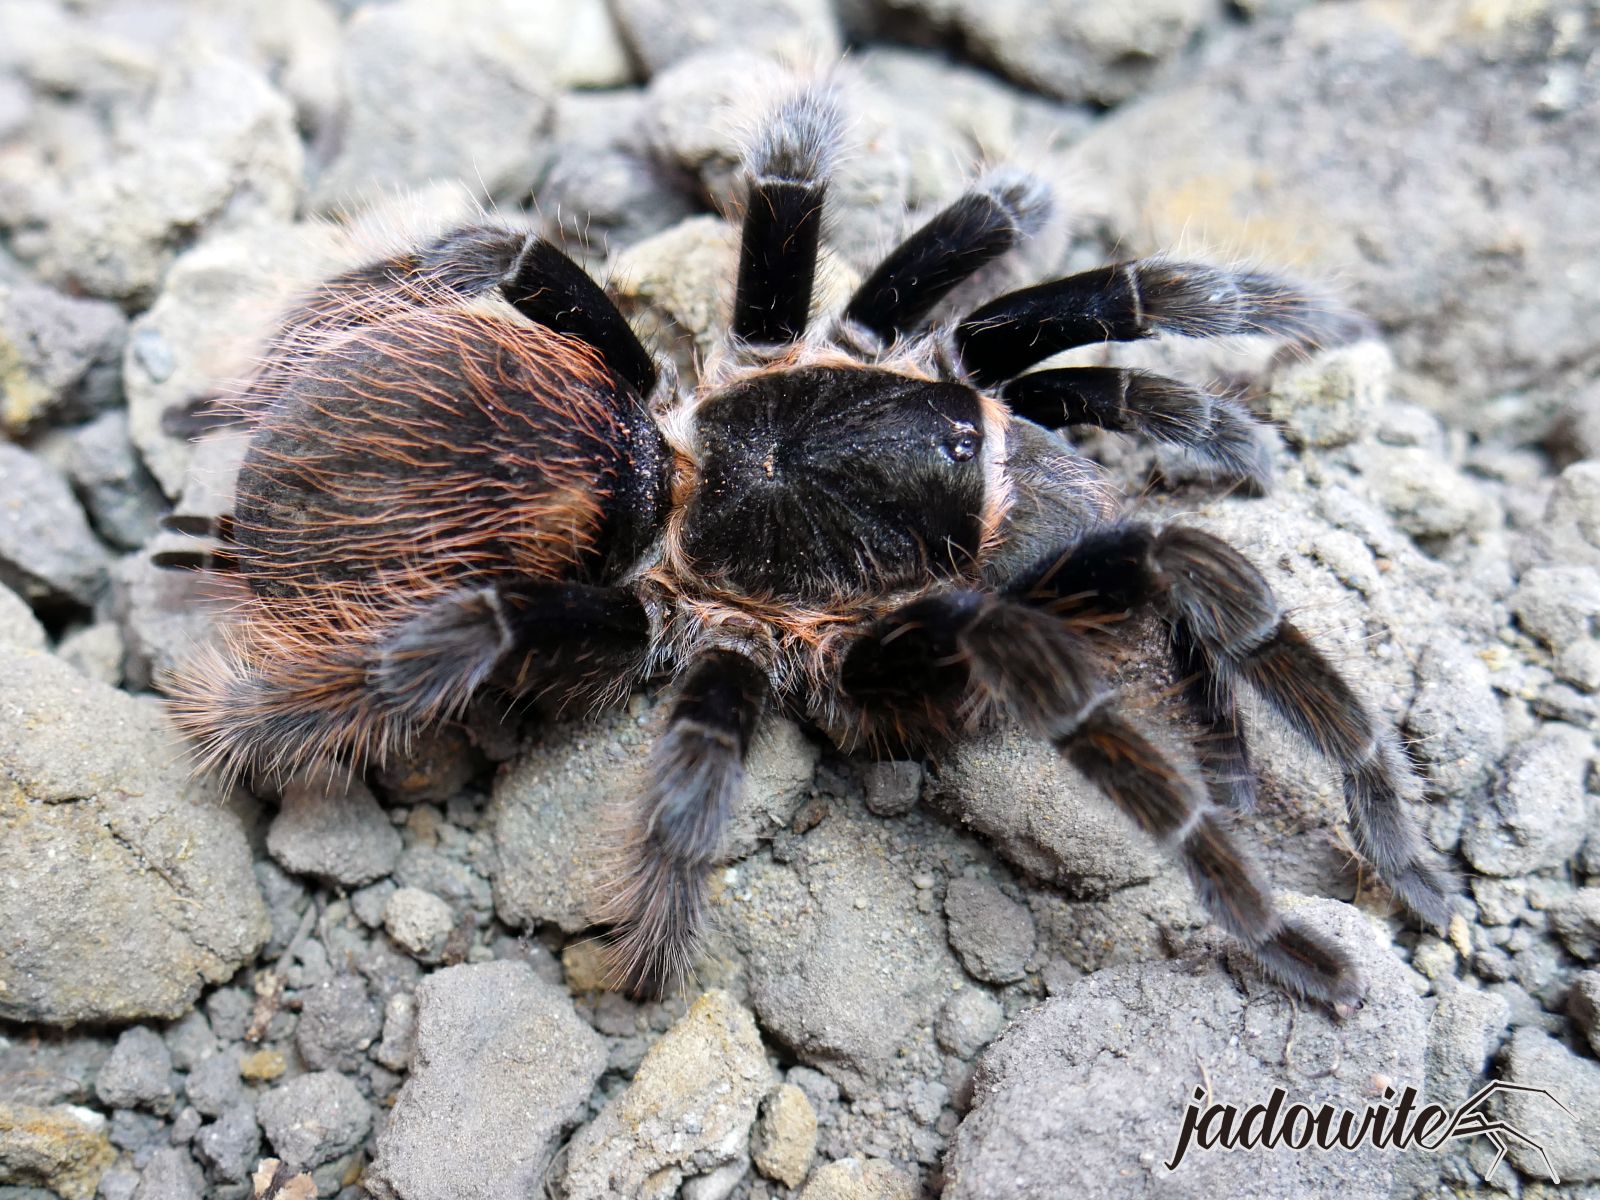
[843, 168, 1052, 344]
[841, 591, 1366, 1008]
[169, 581, 649, 783]
[596, 649, 768, 996]
[730, 87, 845, 347]
[370, 580, 650, 723]
[1003, 366, 1274, 494]
[955, 259, 1369, 389]
[1011, 523, 1457, 927]
[499, 237, 658, 398]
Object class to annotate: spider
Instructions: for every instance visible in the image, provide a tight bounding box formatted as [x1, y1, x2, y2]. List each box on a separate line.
[157, 82, 1454, 1007]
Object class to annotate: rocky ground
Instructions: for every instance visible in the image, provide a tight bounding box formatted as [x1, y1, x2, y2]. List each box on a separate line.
[1, 0, 1598, 1198]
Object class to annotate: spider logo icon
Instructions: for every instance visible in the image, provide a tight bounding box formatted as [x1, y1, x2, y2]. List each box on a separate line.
[1422, 1080, 1577, 1185]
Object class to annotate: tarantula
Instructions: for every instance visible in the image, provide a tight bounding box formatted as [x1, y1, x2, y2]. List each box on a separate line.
[159, 83, 1454, 1006]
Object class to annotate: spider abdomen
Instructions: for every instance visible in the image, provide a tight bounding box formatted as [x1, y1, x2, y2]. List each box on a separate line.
[234, 307, 666, 602]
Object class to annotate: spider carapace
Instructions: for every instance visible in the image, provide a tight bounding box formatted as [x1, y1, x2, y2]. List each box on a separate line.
[159, 83, 1454, 1005]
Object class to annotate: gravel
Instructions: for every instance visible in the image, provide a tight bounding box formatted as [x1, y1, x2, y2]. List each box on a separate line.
[0, 5, 1595, 1198]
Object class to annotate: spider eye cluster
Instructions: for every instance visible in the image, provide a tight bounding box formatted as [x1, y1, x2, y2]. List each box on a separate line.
[941, 424, 981, 463]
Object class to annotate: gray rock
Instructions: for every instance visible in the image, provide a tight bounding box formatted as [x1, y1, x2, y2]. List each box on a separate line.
[927, 721, 1161, 897]
[54, 621, 123, 686]
[183, 1051, 244, 1120]
[796, 1156, 916, 1200]
[731, 804, 960, 1093]
[310, 0, 559, 211]
[268, 777, 402, 888]
[610, 0, 841, 76]
[0, 1035, 108, 1109]
[193, 1102, 263, 1187]
[562, 990, 775, 1199]
[938, 0, 1220, 107]
[123, 220, 341, 497]
[109, 547, 220, 692]
[1363, 444, 1498, 541]
[491, 706, 815, 934]
[382, 887, 454, 962]
[18, 52, 302, 302]
[1520, 460, 1600, 573]
[751, 1083, 818, 1188]
[373, 993, 417, 1073]
[861, 761, 921, 818]
[256, 1073, 370, 1172]
[935, 988, 1006, 1060]
[540, 103, 694, 252]
[0, 651, 268, 1025]
[1265, 341, 1392, 450]
[1499, 1027, 1600, 1183]
[162, 1011, 217, 1075]
[1424, 987, 1509, 1104]
[63, 412, 165, 550]
[366, 962, 606, 1200]
[1549, 888, 1600, 963]
[1404, 632, 1507, 799]
[1462, 723, 1594, 877]
[0, 277, 125, 434]
[0, 442, 109, 610]
[1512, 565, 1600, 651]
[94, 1028, 175, 1115]
[943, 878, 1035, 984]
[1569, 971, 1600, 1059]
[131, 1147, 204, 1200]
[295, 975, 383, 1074]
[1069, 3, 1600, 445]
[0, 581, 46, 651]
[0, 1103, 115, 1200]
[945, 899, 1426, 1199]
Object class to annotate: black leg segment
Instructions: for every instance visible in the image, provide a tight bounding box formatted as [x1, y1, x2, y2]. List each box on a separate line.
[500, 237, 658, 398]
[956, 259, 1366, 388]
[845, 169, 1052, 342]
[731, 88, 844, 347]
[1002, 366, 1273, 493]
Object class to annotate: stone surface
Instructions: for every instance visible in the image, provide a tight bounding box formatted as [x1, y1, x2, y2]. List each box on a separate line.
[294, 975, 383, 1074]
[935, 988, 1006, 1060]
[0, 277, 125, 434]
[16, 51, 302, 303]
[751, 1083, 818, 1188]
[366, 962, 605, 1200]
[267, 777, 402, 888]
[1265, 340, 1392, 449]
[945, 900, 1426, 1199]
[1549, 888, 1600, 964]
[796, 1156, 916, 1200]
[0, 1103, 115, 1200]
[1500, 1027, 1600, 1183]
[0, 581, 46, 651]
[0, 651, 268, 1025]
[943, 878, 1036, 984]
[928, 722, 1162, 897]
[310, 0, 560, 211]
[93, 1027, 175, 1114]
[63, 411, 165, 551]
[0, 442, 110, 611]
[1462, 723, 1593, 877]
[256, 1072, 371, 1171]
[563, 990, 774, 1199]
[382, 887, 455, 963]
[610, 0, 842, 76]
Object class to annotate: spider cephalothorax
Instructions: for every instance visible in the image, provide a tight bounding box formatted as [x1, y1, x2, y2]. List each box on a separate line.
[160, 82, 1454, 1008]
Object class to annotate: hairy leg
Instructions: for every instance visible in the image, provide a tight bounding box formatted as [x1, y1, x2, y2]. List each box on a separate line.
[843, 168, 1052, 344]
[955, 259, 1368, 389]
[596, 649, 769, 996]
[1002, 366, 1274, 494]
[731, 87, 845, 347]
[842, 590, 1365, 1008]
[1009, 523, 1456, 926]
